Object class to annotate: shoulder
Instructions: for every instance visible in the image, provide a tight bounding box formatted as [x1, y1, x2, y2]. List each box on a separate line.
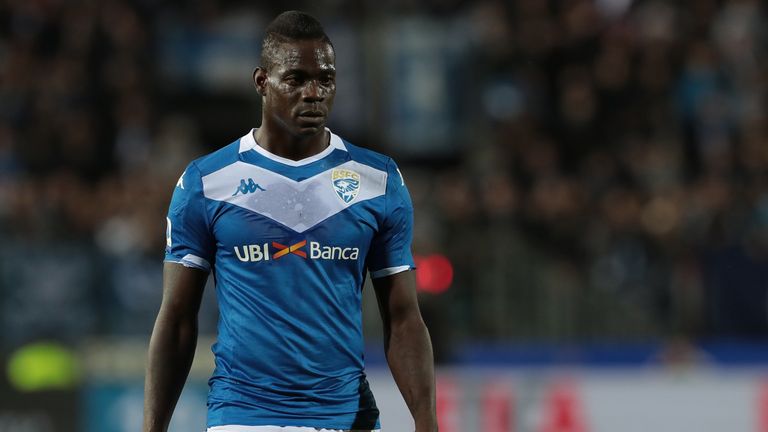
[173, 132, 248, 191]
[188, 138, 243, 177]
[338, 136, 398, 174]
[335, 134, 409, 204]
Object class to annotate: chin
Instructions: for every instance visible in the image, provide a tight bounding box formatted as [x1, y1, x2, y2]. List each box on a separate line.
[294, 125, 325, 136]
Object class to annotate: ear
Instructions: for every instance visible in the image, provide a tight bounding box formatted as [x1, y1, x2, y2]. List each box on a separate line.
[253, 67, 267, 96]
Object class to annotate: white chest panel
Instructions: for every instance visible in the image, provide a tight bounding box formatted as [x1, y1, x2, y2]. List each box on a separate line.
[202, 160, 388, 233]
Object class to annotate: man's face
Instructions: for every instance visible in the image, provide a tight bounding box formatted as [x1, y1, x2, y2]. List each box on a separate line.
[256, 40, 336, 137]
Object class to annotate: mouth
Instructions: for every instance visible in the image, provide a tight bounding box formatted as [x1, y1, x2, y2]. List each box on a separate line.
[296, 111, 325, 128]
[298, 110, 325, 118]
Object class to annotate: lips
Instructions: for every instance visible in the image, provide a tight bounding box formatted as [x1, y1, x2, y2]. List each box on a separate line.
[297, 111, 325, 127]
[298, 110, 324, 118]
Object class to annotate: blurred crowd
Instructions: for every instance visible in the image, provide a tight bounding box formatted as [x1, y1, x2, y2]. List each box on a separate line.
[0, 0, 767, 355]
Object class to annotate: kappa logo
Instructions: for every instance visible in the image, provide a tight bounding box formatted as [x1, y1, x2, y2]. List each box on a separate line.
[232, 178, 266, 196]
[332, 168, 360, 203]
[176, 171, 185, 189]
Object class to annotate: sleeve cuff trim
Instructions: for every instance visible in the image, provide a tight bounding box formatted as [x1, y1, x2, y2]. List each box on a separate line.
[370, 265, 411, 279]
[165, 254, 211, 271]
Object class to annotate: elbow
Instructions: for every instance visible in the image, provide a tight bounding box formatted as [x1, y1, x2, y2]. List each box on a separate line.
[152, 306, 199, 347]
[390, 308, 427, 335]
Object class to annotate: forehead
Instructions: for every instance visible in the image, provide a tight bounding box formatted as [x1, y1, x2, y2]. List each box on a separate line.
[270, 40, 335, 73]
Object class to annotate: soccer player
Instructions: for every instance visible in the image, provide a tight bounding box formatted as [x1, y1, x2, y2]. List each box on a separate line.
[143, 10, 437, 432]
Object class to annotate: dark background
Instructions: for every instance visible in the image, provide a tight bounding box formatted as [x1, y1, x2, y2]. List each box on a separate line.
[0, 0, 767, 430]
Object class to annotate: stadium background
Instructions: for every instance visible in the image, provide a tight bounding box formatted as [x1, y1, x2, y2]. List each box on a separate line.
[1, 0, 767, 430]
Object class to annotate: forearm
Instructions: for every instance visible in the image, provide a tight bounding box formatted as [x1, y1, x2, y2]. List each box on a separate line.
[385, 315, 437, 431]
[143, 313, 198, 432]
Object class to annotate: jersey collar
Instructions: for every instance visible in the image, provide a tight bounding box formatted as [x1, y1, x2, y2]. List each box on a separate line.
[238, 128, 346, 167]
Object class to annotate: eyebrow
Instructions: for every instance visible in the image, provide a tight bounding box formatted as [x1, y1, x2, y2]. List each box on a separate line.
[281, 67, 336, 76]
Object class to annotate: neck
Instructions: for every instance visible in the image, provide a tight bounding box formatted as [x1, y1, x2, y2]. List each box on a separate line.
[254, 122, 329, 161]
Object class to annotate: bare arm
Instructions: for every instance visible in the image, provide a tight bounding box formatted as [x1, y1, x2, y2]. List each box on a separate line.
[143, 262, 208, 432]
[373, 270, 437, 432]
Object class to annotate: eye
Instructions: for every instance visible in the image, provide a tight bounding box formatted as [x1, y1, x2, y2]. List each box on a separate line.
[320, 75, 335, 86]
[284, 75, 302, 86]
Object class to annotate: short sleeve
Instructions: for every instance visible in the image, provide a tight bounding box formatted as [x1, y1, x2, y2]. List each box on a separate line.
[164, 162, 215, 272]
[367, 159, 416, 279]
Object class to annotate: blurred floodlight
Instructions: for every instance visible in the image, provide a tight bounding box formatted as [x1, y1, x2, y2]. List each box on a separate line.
[415, 254, 454, 294]
[7, 342, 80, 392]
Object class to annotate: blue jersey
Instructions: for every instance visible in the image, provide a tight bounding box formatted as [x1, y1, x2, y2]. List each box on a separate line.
[164, 129, 415, 430]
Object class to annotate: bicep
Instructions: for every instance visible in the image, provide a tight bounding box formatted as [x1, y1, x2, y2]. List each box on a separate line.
[165, 164, 215, 272]
[366, 160, 415, 277]
[372, 270, 422, 326]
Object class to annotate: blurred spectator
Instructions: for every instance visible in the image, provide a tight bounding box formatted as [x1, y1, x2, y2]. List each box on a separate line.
[0, 0, 767, 354]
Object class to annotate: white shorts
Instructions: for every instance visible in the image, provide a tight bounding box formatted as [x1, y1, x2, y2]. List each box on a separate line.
[207, 426, 380, 432]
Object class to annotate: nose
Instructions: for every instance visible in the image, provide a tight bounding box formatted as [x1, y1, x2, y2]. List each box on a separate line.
[302, 80, 324, 102]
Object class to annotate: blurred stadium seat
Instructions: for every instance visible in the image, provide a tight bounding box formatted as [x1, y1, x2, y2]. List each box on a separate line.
[0, 0, 766, 430]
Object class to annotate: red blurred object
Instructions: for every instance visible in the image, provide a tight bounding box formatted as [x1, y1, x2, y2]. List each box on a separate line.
[481, 381, 514, 432]
[539, 379, 589, 432]
[436, 376, 460, 432]
[414, 254, 454, 294]
[758, 379, 768, 432]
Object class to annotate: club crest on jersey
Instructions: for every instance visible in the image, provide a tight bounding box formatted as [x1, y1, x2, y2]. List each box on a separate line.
[331, 168, 360, 203]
